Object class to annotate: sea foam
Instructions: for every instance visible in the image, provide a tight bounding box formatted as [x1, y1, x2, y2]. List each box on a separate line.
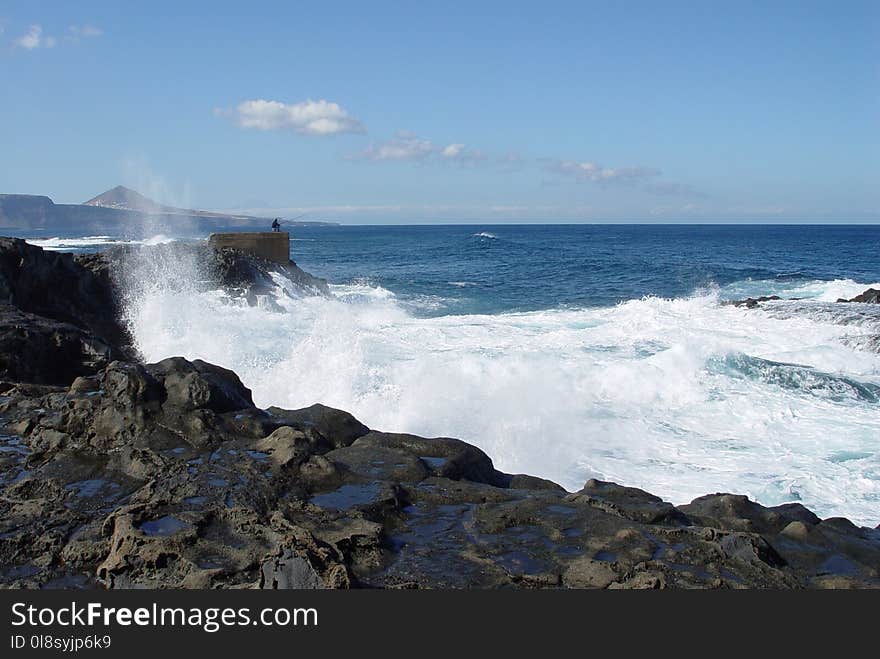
[26, 235, 176, 251]
[121, 264, 880, 526]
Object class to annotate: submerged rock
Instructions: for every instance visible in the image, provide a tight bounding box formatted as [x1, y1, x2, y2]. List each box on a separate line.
[723, 295, 782, 308]
[837, 288, 880, 304]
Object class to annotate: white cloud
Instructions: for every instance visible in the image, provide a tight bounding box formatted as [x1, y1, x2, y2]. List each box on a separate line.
[548, 159, 661, 183]
[14, 24, 47, 50]
[66, 24, 103, 43]
[68, 24, 102, 38]
[351, 132, 487, 165]
[546, 158, 702, 197]
[496, 152, 525, 169]
[353, 132, 435, 161]
[441, 143, 464, 158]
[12, 23, 102, 50]
[440, 142, 487, 165]
[217, 99, 366, 136]
[642, 181, 703, 197]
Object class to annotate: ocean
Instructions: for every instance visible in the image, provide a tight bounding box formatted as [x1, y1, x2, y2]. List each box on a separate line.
[23, 224, 880, 525]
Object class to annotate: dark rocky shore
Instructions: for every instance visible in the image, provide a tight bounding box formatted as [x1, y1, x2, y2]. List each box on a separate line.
[1, 237, 878, 589]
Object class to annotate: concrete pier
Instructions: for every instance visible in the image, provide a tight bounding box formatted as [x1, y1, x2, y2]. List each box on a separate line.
[208, 231, 290, 264]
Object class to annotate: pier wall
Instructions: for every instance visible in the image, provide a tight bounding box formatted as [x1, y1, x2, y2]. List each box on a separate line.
[208, 232, 290, 264]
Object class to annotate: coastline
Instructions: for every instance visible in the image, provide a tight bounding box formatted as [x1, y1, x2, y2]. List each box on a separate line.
[1, 237, 878, 589]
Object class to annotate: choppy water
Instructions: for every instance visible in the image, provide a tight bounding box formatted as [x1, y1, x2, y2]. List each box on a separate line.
[24, 224, 880, 525]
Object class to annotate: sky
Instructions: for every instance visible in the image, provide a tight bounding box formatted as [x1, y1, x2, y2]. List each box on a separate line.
[1, 1, 878, 223]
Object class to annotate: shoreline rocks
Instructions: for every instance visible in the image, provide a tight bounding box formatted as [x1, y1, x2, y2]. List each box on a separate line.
[0, 238, 329, 387]
[838, 288, 880, 304]
[726, 286, 880, 308]
[0, 237, 135, 385]
[0, 238, 878, 589]
[95, 240, 331, 301]
[723, 295, 782, 309]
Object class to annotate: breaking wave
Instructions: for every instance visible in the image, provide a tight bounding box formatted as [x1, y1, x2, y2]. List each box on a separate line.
[26, 235, 176, 251]
[121, 263, 880, 526]
[719, 277, 880, 303]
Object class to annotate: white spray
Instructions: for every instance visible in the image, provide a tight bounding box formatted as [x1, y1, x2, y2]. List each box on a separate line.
[120, 257, 880, 526]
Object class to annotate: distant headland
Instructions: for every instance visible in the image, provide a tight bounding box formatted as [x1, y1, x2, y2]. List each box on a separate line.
[0, 185, 338, 232]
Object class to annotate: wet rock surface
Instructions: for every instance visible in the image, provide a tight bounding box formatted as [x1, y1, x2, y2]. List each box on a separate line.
[1, 356, 878, 589]
[0, 238, 128, 351]
[723, 295, 782, 309]
[0, 238, 134, 384]
[0, 306, 114, 385]
[838, 288, 880, 304]
[0, 238, 878, 589]
[94, 240, 330, 303]
[0, 238, 328, 387]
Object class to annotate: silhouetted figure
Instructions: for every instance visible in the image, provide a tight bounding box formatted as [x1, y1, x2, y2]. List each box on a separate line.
[272, 218, 281, 232]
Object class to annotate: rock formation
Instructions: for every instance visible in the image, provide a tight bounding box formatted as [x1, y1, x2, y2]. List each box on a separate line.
[838, 288, 880, 304]
[1, 238, 878, 589]
[723, 295, 782, 309]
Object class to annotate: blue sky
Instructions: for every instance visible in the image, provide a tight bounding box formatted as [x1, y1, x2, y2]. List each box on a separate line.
[1, 1, 878, 223]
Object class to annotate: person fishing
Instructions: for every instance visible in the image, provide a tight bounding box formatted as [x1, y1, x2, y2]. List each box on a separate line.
[271, 213, 307, 232]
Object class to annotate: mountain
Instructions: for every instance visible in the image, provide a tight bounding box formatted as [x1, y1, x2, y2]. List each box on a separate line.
[0, 186, 338, 232]
[83, 185, 178, 214]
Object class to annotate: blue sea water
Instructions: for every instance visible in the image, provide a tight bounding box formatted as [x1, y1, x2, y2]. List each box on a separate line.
[25, 224, 880, 312]
[284, 224, 880, 314]
[21, 224, 880, 525]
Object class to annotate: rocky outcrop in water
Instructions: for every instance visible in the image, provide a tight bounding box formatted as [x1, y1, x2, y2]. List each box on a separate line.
[0, 238, 878, 589]
[0, 238, 130, 352]
[728, 287, 880, 308]
[95, 241, 330, 301]
[723, 295, 782, 309]
[838, 288, 880, 304]
[0, 238, 328, 386]
[0, 238, 134, 385]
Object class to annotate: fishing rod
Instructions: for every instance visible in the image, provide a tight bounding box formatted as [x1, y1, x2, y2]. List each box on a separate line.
[278, 213, 308, 225]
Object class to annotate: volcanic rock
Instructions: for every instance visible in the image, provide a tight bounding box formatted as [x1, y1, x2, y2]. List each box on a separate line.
[0, 237, 132, 364]
[837, 288, 880, 304]
[2, 354, 879, 589]
[724, 295, 781, 308]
